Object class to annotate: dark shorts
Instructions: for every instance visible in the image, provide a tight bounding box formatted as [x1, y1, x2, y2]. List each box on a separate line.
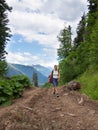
[53, 78, 58, 87]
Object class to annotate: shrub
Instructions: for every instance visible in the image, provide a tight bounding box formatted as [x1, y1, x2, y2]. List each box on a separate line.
[0, 75, 31, 105]
[8, 79, 24, 98]
[0, 78, 13, 105]
[11, 75, 31, 88]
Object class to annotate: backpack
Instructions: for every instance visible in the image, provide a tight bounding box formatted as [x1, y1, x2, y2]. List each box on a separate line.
[48, 74, 53, 83]
[48, 69, 59, 83]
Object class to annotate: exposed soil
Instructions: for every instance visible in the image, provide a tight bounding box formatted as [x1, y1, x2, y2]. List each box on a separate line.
[0, 86, 98, 130]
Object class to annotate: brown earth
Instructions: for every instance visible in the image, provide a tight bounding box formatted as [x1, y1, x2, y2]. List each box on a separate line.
[0, 86, 98, 130]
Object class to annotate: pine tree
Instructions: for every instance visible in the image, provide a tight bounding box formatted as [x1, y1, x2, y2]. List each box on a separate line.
[57, 0, 98, 84]
[84, 0, 97, 64]
[57, 25, 72, 60]
[0, 0, 12, 77]
[86, 0, 98, 36]
[87, 0, 98, 66]
[32, 72, 38, 87]
[73, 13, 86, 48]
[87, 0, 98, 13]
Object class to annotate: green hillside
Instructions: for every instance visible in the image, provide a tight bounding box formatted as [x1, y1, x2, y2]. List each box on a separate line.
[77, 67, 98, 100]
[57, 0, 98, 100]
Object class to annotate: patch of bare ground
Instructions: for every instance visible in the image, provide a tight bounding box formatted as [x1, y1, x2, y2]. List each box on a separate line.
[0, 86, 98, 130]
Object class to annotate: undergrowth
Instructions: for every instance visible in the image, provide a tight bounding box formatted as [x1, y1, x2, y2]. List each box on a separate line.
[78, 67, 98, 100]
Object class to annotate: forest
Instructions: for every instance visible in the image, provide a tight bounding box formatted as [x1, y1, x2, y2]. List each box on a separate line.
[57, 0, 98, 99]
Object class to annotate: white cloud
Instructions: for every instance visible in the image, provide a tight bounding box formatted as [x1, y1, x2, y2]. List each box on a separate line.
[6, 52, 40, 65]
[40, 0, 88, 21]
[6, 0, 88, 67]
[6, 51, 58, 67]
[8, 10, 64, 48]
[6, 0, 42, 12]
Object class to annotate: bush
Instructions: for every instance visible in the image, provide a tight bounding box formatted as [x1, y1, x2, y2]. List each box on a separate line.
[0, 75, 32, 105]
[10, 75, 31, 98]
[11, 75, 31, 88]
[0, 78, 13, 105]
[8, 79, 24, 98]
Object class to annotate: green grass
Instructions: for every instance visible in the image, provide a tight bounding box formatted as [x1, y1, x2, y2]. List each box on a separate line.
[77, 68, 98, 100]
[42, 82, 53, 88]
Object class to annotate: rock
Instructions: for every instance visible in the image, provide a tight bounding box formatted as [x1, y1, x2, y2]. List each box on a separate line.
[66, 81, 81, 91]
[78, 97, 84, 105]
[60, 114, 65, 117]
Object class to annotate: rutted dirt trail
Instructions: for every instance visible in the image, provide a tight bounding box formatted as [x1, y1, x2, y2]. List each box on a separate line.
[0, 87, 98, 130]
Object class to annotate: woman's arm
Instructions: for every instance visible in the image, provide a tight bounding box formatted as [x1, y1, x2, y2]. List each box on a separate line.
[58, 70, 60, 81]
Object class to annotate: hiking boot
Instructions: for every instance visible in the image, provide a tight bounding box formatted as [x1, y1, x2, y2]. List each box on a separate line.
[56, 93, 59, 97]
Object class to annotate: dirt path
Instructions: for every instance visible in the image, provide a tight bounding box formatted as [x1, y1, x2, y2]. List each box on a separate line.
[0, 86, 98, 130]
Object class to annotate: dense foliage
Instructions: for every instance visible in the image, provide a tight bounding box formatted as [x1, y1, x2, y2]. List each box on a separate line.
[0, 60, 8, 77]
[58, 0, 98, 85]
[0, 75, 31, 106]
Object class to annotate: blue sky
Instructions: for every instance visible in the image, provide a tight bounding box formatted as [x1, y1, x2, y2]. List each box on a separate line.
[6, 0, 88, 67]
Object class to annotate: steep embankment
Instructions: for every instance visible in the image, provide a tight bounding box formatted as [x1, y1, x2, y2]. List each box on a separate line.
[0, 87, 98, 130]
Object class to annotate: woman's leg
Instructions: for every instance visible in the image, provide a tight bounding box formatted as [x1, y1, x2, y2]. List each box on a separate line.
[53, 78, 58, 94]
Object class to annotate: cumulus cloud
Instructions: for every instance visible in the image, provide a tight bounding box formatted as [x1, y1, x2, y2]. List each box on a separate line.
[8, 9, 64, 48]
[6, 51, 58, 67]
[40, 0, 87, 21]
[6, 0, 88, 67]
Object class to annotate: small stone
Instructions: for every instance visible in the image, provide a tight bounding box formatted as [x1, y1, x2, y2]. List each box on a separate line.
[60, 114, 65, 117]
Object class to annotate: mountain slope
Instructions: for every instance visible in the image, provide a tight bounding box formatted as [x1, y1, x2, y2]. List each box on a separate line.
[32, 64, 52, 77]
[7, 63, 49, 86]
[7, 63, 25, 76]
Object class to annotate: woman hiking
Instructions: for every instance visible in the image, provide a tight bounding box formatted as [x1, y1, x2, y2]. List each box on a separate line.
[52, 65, 60, 97]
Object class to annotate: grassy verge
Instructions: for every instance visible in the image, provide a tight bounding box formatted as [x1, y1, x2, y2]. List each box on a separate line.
[77, 68, 98, 100]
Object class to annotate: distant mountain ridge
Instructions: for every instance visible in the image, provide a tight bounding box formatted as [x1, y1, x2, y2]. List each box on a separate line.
[7, 63, 51, 86]
[32, 64, 52, 77]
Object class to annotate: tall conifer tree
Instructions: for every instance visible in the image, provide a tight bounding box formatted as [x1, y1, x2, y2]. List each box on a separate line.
[0, 0, 12, 77]
[57, 25, 72, 60]
[32, 72, 38, 87]
[73, 13, 86, 48]
[87, 0, 98, 65]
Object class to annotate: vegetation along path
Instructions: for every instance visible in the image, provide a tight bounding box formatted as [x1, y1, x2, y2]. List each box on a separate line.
[0, 86, 98, 130]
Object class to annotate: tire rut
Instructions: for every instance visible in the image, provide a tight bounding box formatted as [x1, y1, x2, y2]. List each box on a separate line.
[0, 87, 98, 130]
